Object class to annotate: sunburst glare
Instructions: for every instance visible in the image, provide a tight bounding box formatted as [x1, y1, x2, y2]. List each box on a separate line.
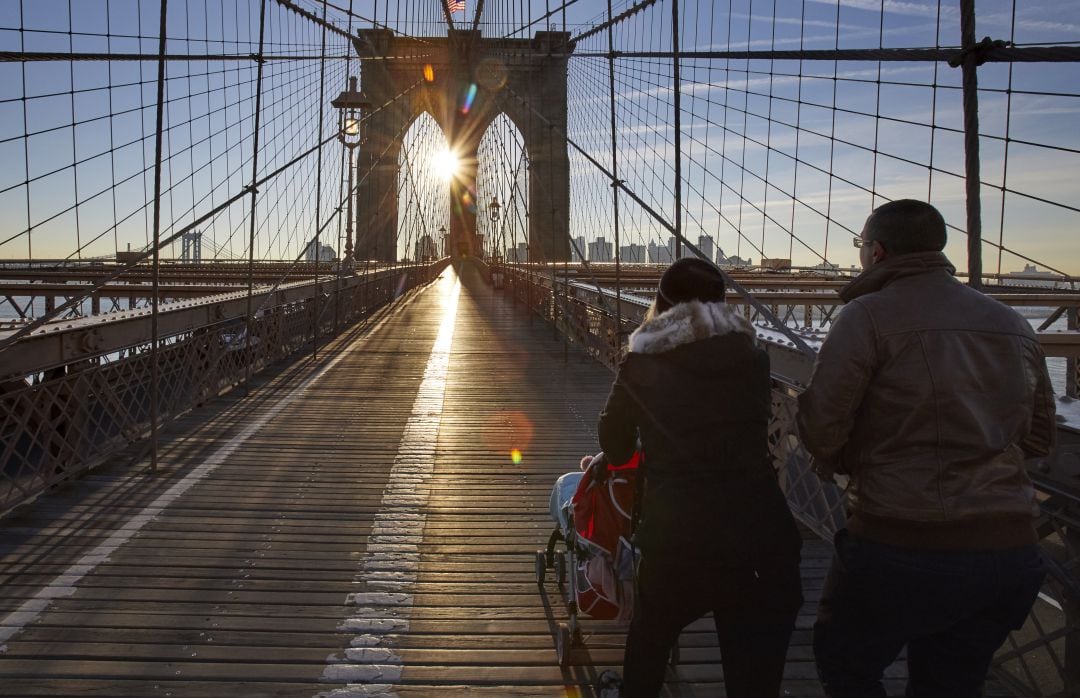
[431, 148, 460, 182]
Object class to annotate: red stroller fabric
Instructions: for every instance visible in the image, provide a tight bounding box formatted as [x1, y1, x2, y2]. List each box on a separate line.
[569, 452, 641, 620]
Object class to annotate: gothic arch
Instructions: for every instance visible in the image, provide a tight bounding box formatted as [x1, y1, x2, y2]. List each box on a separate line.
[476, 114, 529, 261]
[397, 112, 451, 262]
[352, 29, 571, 262]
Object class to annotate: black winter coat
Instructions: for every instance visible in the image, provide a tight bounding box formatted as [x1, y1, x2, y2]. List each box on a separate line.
[598, 300, 801, 566]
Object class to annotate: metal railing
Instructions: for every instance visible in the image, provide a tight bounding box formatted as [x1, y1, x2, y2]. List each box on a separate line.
[495, 261, 1080, 697]
[0, 260, 448, 517]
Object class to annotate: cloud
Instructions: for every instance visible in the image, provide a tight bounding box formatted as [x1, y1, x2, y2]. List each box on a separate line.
[805, 0, 952, 19]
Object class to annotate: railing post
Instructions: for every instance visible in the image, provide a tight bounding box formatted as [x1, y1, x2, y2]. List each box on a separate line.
[148, 0, 169, 473]
[959, 0, 983, 291]
[1069, 307, 1079, 399]
[671, 0, 683, 260]
[1063, 527, 1080, 695]
[312, 0, 329, 360]
[607, 0, 623, 358]
[244, 0, 269, 392]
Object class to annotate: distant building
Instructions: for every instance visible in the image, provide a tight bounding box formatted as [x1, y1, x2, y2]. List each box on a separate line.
[304, 238, 335, 262]
[588, 237, 613, 262]
[665, 236, 694, 259]
[413, 234, 436, 261]
[571, 236, 586, 262]
[761, 258, 791, 271]
[116, 242, 142, 264]
[697, 235, 715, 264]
[620, 244, 646, 263]
[810, 260, 840, 275]
[506, 242, 529, 263]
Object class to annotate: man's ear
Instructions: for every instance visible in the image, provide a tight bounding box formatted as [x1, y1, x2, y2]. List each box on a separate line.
[872, 240, 888, 264]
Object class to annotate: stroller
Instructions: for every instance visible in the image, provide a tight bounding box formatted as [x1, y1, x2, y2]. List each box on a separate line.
[536, 452, 641, 666]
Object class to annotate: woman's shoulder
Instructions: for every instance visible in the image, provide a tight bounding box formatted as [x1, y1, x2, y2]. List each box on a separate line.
[627, 301, 757, 355]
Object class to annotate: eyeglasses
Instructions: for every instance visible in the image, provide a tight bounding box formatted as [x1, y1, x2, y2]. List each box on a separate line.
[852, 236, 866, 249]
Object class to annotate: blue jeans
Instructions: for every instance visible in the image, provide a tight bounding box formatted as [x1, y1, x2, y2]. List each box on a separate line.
[814, 529, 1045, 698]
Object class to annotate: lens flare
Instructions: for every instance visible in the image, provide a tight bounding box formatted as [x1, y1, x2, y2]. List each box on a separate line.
[461, 189, 476, 214]
[510, 449, 523, 464]
[431, 148, 459, 182]
[423, 64, 435, 82]
[461, 83, 478, 114]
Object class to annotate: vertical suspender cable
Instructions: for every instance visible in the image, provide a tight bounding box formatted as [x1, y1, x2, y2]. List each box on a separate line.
[67, 2, 82, 261]
[20, 0, 31, 260]
[148, 0, 169, 473]
[313, 0, 329, 360]
[671, 0, 683, 259]
[959, 0, 983, 291]
[995, 0, 1017, 278]
[607, 0, 622, 347]
[245, 0, 269, 390]
[336, 0, 356, 330]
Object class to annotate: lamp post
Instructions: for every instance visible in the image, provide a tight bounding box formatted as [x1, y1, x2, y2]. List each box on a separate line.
[487, 197, 501, 261]
[331, 76, 370, 267]
[438, 225, 447, 258]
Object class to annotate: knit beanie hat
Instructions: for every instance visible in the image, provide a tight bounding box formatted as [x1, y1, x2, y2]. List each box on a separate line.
[657, 257, 726, 312]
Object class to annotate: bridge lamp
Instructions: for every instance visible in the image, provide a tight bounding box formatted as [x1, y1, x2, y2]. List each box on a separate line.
[487, 198, 501, 260]
[331, 76, 371, 263]
[438, 225, 447, 257]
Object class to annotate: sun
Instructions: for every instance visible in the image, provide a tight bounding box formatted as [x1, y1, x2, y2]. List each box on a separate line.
[431, 148, 459, 182]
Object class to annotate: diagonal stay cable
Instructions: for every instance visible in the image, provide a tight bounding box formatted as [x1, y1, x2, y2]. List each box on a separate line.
[502, 0, 581, 39]
[0, 80, 421, 356]
[279, 0, 439, 46]
[571, 0, 657, 45]
[247, 85, 428, 322]
[504, 83, 817, 358]
[604, 51, 1080, 280]
[470, 0, 486, 33]
[439, 0, 456, 32]
[489, 94, 616, 318]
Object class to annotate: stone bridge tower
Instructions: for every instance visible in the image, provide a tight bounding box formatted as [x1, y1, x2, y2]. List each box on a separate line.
[352, 28, 572, 263]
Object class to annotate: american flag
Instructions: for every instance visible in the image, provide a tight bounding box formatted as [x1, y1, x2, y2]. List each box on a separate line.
[447, 0, 465, 13]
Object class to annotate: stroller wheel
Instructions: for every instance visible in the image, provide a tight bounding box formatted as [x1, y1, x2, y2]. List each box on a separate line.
[556, 622, 572, 666]
[534, 549, 547, 585]
[554, 550, 566, 586]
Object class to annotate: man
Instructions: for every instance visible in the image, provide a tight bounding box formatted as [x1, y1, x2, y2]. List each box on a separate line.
[797, 199, 1056, 697]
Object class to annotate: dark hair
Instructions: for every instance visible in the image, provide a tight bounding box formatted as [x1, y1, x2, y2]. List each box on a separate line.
[656, 257, 726, 313]
[865, 199, 947, 254]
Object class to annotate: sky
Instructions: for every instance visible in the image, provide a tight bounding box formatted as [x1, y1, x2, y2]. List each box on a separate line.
[0, 0, 1077, 275]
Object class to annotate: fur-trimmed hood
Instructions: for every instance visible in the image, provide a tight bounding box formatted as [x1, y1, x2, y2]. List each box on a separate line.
[628, 300, 756, 354]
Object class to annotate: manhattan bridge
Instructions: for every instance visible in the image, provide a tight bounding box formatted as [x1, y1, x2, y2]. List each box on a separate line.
[0, 0, 1079, 695]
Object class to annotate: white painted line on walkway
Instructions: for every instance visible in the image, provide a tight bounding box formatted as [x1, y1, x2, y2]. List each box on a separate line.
[318, 275, 461, 698]
[0, 297, 416, 651]
[1039, 591, 1063, 611]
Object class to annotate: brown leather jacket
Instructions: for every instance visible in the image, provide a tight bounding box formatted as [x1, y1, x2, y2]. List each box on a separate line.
[796, 252, 1056, 549]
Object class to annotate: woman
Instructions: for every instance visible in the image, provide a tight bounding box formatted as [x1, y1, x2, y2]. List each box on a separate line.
[597, 257, 803, 697]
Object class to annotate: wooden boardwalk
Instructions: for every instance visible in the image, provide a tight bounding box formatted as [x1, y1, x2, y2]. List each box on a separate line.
[0, 261, 909, 697]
